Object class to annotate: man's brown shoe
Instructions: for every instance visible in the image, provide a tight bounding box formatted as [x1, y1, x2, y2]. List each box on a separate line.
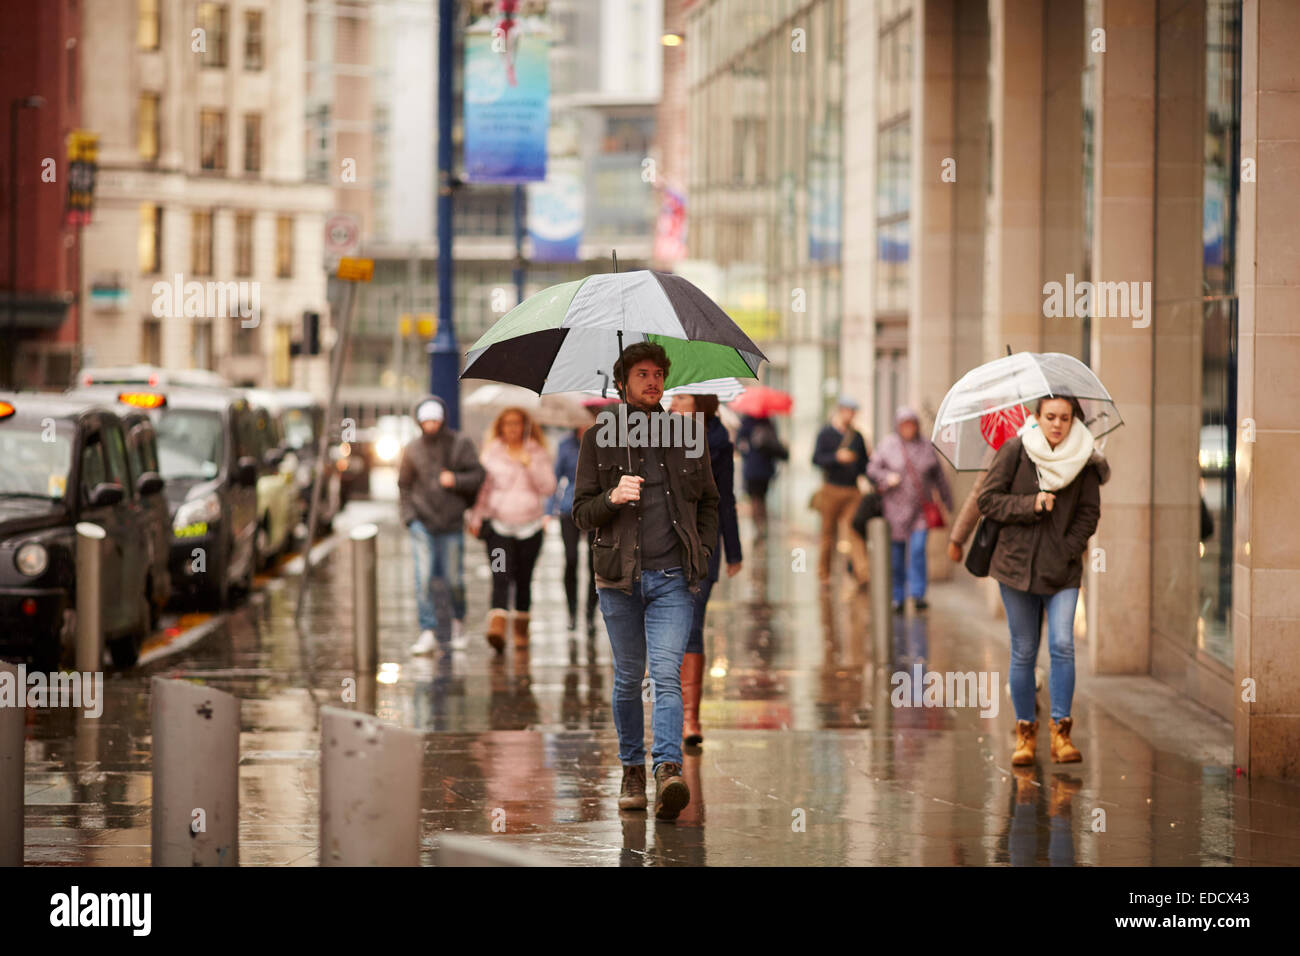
[1050, 717, 1082, 763]
[653, 762, 690, 821]
[1012, 720, 1038, 766]
[618, 764, 647, 811]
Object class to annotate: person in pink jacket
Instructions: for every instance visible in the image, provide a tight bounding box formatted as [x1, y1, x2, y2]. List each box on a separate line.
[467, 407, 557, 653]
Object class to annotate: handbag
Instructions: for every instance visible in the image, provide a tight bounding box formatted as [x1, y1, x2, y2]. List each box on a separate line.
[963, 515, 1001, 577]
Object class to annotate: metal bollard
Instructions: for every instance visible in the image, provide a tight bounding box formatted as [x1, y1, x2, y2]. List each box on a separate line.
[0, 662, 23, 866]
[75, 522, 105, 672]
[350, 524, 379, 674]
[867, 517, 893, 667]
[151, 678, 240, 866]
[319, 706, 422, 866]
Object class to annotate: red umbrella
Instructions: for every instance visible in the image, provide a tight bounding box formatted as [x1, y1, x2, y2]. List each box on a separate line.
[978, 403, 1028, 451]
[729, 384, 793, 418]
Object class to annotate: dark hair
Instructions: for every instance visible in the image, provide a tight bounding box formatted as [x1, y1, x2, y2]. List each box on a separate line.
[682, 393, 720, 422]
[1036, 394, 1085, 423]
[612, 341, 670, 397]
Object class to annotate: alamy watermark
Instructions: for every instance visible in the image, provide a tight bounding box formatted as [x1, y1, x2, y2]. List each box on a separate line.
[0, 665, 103, 718]
[1042, 273, 1151, 329]
[594, 407, 705, 459]
[151, 273, 260, 327]
[890, 662, 999, 718]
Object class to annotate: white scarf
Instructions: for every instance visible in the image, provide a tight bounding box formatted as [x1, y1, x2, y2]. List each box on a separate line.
[1019, 416, 1094, 491]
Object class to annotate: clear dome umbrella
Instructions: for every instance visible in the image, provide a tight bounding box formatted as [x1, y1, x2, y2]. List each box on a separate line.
[930, 351, 1124, 471]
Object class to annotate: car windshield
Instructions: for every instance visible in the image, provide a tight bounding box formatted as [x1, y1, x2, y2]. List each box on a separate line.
[282, 407, 317, 449]
[154, 409, 224, 480]
[0, 422, 73, 500]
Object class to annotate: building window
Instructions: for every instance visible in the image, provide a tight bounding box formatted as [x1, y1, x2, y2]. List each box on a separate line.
[138, 0, 160, 50]
[139, 203, 162, 274]
[192, 321, 214, 370]
[141, 318, 162, 366]
[244, 10, 264, 70]
[234, 212, 254, 276]
[232, 312, 260, 356]
[138, 92, 160, 161]
[191, 211, 214, 276]
[200, 109, 226, 170]
[197, 2, 229, 68]
[243, 113, 262, 173]
[275, 216, 293, 278]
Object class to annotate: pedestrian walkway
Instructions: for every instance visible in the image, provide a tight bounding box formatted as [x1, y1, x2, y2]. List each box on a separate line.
[19, 483, 1300, 865]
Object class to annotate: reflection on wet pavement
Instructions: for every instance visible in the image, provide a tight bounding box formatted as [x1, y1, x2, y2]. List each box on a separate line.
[19, 475, 1300, 865]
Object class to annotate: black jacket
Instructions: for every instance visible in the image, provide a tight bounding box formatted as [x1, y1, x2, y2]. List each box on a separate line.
[812, 424, 868, 487]
[396, 396, 485, 533]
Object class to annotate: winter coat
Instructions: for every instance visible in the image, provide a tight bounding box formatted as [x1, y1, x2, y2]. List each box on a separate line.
[396, 396, 485, 533]
[867, 432, 954, 542]
[548, 433, 581, 517]
[977, 436, 1106, 594]
[705, 416, 742, 581]
[470, 437, 557, 532]
[812, 424, 869, 487]
[737, 415, 787, 482]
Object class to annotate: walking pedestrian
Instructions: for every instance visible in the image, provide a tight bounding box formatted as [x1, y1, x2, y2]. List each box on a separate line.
[811, 396, 870, 584]
[550, 407, 599, 635]
[572, 342, 719, 821]
[670, 393, 742, 747]
[399, 395, 486, 656]
[867, 406, 954, 613]
[736, 413, 787, 538]
[977, 394, 1108, 766]
[467, 407, 557, 654]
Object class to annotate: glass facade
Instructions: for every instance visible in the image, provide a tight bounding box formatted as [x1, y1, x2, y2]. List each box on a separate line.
[1198, 0, 1242, 667]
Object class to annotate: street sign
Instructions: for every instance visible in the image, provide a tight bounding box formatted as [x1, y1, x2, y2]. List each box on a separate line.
[65, 130, 99, 227]
[324, 213, 361, 258]
[336, 257, 374, 282]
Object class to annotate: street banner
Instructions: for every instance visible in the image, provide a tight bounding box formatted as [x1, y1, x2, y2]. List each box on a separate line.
[464, 10, 550, 184]
[65, 130, 99, 227]
[527, 157, 583, 262]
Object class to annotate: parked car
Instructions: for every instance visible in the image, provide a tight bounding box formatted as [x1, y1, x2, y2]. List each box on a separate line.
[0, 393, 157, 670]
[117, 405, 173, 623]
[78, 365, 232, 390]
[242, 391, 302, 568]
[70, 386, 260, 609]
[245, 389, 343, 534]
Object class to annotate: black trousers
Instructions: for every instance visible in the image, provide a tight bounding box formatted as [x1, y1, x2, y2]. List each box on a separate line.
[483, 526, 545, 613]
[559, 513, 597, 620]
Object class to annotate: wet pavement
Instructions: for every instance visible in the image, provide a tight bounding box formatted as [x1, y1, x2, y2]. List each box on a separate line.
[16, 467, 1300, 865]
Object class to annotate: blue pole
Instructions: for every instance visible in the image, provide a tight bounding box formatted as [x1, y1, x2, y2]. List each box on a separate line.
[430, 0, 460, 431]
[513, 184, 525, 305]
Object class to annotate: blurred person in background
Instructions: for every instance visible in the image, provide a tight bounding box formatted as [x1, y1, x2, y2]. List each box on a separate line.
[736, 413, 788, 538]
[811, 396, 870, 585]
[468, 408, 557, 654]
[670, 392, 742, 747]
[868, 406, 953, 613]
[550, 406, 600, 636]
[400, 396, 486, 656]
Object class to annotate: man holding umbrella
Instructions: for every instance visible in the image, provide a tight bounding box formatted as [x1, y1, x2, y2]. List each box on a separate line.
[571, 342, 720, 821]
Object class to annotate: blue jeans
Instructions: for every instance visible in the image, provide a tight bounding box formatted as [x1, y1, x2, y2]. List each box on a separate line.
[998, 583, 1079, 722]
[685, 575, 715, 654]
[598, 568, 695, 771]
[408, 520, 466, 634]
[889, 527, 929, 603]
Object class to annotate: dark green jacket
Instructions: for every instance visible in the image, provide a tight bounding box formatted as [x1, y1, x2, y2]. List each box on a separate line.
[571, 411, 719, 593]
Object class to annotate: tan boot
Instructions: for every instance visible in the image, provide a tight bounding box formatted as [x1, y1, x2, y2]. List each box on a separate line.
[1012, 720, 1038, 766]
[681, 652, 704, 746]
[1050, 717, 1082, 763]
[485, 609, 507, 654]
[512, 611, 530, 650]
[1049, 774, 1082, 817]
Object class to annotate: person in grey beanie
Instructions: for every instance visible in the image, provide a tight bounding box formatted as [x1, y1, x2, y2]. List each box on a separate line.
[398, 395, 485, 655]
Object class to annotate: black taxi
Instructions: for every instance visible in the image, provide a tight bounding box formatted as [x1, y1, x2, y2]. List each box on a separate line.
[0, 393, 156, 670]
[69, 386, 261, 609]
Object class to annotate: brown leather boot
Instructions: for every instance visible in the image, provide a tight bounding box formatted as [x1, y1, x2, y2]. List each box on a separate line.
[1050, 717, 1082, 763]
[1012, 720, 1038, 766]
[1049, 774, 1082, 817]
[485, 609, 507, 654]
[512, 612, 530, 649]
[618, 764, 647, 811]
[653, 762, 690, 821]
[681, 652, 704, 746]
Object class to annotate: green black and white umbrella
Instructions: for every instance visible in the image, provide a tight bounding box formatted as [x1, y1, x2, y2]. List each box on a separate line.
[461, 270, 767, 395]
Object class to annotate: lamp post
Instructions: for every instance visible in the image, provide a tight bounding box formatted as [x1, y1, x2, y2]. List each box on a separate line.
[7, 95, 44, 390]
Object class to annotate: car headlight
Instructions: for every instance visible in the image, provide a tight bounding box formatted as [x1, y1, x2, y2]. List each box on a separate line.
[296, 463, 314, 487]
[174, 491, 222, 532]
[376, 436, 401, 462]
[15, 541, 48, 577]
